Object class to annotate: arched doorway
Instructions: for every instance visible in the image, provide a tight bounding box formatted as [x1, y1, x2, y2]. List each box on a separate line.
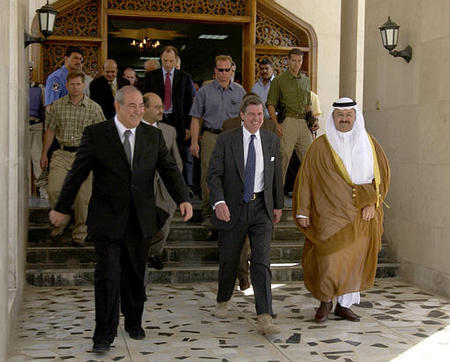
[31, 0, 317, 91]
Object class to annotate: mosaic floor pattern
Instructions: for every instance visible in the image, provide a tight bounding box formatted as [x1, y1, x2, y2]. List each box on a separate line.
[8, 279, 450, 361]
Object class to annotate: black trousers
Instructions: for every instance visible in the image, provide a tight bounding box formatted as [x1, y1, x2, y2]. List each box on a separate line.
[216, 196, 273, 315]
[92, 207, 151, 344]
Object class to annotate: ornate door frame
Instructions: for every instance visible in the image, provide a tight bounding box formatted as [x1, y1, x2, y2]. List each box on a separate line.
[31, 0, 317, 91]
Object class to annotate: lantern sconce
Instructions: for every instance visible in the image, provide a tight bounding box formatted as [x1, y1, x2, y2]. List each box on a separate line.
[24, 1, 58, 48]
[379, 17, 412, 63]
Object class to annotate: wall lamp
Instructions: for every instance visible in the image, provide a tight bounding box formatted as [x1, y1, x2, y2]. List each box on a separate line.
[379, 16, 412, 63]
[24, 1, 58, 48]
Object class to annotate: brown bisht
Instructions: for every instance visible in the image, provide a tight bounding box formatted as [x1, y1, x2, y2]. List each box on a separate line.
[293, 134, 390, 302]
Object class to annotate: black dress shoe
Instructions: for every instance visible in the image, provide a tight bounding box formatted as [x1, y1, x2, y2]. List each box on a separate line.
[125, 326, 146, 340]
[93, 342, 110, 353]
[335, 303, 360, 322]
[315, 301, 333, 323]
[148, 255, 164, 270]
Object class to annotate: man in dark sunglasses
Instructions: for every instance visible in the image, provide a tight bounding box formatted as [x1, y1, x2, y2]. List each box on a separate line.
[189, 55, 246, 226]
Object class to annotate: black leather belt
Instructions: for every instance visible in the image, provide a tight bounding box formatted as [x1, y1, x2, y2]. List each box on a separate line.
[203, 126, 221, 135]
[250, 191, 264, 200]
[60, 145, 78, 152]
[29, 118, 43, 125]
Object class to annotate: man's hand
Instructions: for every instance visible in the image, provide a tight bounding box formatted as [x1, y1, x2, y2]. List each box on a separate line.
[362, 204, 376, 221]
[297, 217, 310, 228]
[310, 120, 319, 132]
[179, 202, 193, 222]
[49, 210, 70, 227]
[275, 123, 283, 137]
[215, 202, 230, 222]
[185, 129, 191, 141]
[40, 154, 49, 170]
[273, 209, 282, 224]
[190, 142, 200, 158]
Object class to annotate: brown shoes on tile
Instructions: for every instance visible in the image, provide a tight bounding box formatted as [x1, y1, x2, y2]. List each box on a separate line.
[335, 303, 360, 322]
[315, 301, 333, 323]
[256, 313, 280, 335]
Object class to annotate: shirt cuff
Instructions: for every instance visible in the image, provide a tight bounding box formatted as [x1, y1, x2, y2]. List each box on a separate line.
[213, 200, 225, 210]
[296, 214, 308, 219]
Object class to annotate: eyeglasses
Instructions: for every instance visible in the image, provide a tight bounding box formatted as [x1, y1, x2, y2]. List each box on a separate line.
[216, 68, 231, 72]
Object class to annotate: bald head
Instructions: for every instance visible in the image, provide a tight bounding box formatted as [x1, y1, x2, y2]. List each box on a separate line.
[144, 59, 161, 73]
[143, 92, 164, 124]
[103, 59, 118, 82]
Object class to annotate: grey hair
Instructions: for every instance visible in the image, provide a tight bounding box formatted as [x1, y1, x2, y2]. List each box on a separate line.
[115, 85, 141, 104]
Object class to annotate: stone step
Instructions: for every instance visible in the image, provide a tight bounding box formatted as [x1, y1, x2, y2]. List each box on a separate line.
[28, 202, 295, 224]
[26, 239, 390, 266]
[25, 261, 400, 287]
[28, 221, 302, 243]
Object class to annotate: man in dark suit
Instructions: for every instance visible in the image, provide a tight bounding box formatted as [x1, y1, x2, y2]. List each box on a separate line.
[49, 86, 193, 353]
[89, 59, 119, 119]
[142, 46, 195, 189]
[221, 97, 278, 291]
[207, 94, 284, 335]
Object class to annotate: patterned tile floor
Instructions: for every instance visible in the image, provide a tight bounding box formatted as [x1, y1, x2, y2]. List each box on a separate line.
[7, 279, 450, 361]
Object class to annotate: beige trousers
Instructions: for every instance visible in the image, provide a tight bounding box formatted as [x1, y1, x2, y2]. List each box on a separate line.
[200, 131, 218, 219]
[48, 150, 92, 242]
[280, 117, 312, 183]
[29, 122, 44, 183]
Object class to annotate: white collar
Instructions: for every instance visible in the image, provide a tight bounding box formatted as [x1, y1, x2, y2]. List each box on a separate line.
[114, 116, 136, 136]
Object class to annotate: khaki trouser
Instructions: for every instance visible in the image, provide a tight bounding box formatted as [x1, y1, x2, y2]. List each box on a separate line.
[29, 122, 43, 184]
[237, 236, 251, 280]
[149, 212, 174, 257]
[280, 117, 312, 184]
[200, 131, 218, 219]
[48, 149, 92, 242]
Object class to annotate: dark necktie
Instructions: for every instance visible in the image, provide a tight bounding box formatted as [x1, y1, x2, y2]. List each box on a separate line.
[123, 130, 132, 168]
[243, 134, 256, 203]
[164, 72, 172, 111]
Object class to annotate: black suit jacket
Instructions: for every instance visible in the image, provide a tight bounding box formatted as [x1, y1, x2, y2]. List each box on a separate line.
[89, 76, 116, 120]
[142, 68, 194, 142]
[207, 127, 284, 230]
[54, 119, 189, 240]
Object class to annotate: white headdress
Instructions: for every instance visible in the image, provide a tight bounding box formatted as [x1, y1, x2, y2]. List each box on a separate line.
[326, 97, 374, 185]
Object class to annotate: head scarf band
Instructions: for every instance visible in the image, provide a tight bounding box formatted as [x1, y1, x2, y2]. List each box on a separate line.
[326, 97, 374, 185]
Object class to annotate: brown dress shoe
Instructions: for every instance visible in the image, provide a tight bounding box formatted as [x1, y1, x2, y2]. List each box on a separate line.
[239, 277, 250, 291]
[335, 303, 360, 322]
[315, 301, 333, 323]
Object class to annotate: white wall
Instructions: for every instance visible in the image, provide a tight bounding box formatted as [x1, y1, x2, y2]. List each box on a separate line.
[364, 0, 450, 297]
[0, 0, 29, 359]
[340, 0, 365, 106]
[275, 0, 342, 132]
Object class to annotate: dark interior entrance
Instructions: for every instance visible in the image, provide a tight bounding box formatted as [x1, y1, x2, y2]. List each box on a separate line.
[107, 18, 243, 84]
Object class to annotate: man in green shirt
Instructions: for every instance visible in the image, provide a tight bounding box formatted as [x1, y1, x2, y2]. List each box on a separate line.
[266, 48, 319, 184]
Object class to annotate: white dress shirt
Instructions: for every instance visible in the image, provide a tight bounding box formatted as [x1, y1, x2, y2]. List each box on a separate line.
[114, 116, 137, 163]
[213, 126, 264, 209]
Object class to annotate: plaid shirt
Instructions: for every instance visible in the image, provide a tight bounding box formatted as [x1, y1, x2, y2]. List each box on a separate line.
[46, 94, 105, 147]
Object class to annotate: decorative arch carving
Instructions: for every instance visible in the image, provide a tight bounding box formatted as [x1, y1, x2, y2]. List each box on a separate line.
[53, 0, 100, 38]
[107, 0, 246, 16]
[256, 12, 300, 47]
[34, 0, 317, 91]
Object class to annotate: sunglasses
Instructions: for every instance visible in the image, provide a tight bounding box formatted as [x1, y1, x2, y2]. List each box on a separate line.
[216, 68, 231, 72]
